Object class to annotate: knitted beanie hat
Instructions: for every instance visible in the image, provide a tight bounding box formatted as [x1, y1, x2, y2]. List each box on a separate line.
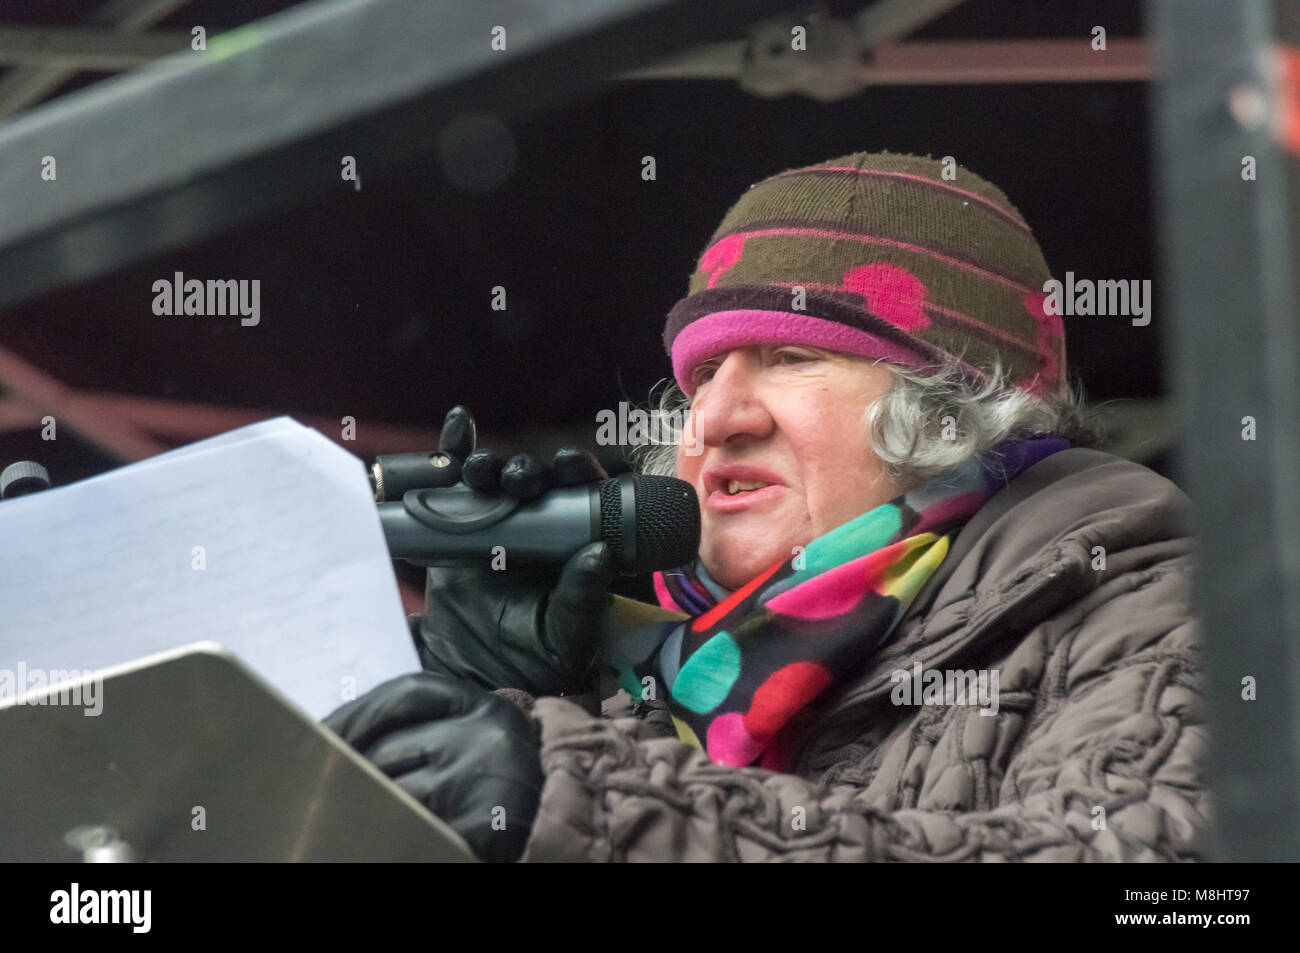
[663, 151, 1065, 398]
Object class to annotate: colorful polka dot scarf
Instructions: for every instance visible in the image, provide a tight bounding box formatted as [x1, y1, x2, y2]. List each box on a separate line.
[605, 438, 1070, 771]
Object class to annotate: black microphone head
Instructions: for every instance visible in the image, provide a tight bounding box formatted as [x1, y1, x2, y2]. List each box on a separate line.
[598, 475, 700, 574]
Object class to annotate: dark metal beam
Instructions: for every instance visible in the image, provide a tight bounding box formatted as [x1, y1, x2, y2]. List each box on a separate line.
[0, 25, 191, 69]
[0, 0, 194, 118]
[1150, 0, 1300, 860]
[618, 38, 1152, 85]
[0, 0, 798, 312]
[853, 0, 966, 44]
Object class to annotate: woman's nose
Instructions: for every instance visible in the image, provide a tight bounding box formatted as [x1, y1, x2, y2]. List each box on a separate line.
[693, 351, 774, 448]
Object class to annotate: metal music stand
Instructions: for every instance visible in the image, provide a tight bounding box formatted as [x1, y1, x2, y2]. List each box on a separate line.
[0, 643, 475, 861]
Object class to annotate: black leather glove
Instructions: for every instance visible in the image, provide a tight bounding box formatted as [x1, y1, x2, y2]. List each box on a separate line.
[413, 406, 616, 698]
[322, 671, 542, 864]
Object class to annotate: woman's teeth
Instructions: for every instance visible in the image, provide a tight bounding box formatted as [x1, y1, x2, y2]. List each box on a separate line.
[727, 480, 771, 495]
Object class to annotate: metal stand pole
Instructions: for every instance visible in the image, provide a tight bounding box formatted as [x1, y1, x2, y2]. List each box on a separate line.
[1150, 0, 1300, 860]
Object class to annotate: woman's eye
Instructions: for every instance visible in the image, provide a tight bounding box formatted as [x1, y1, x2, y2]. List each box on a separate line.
[693, 364, 718, 386]
[775, 349, 815, 365]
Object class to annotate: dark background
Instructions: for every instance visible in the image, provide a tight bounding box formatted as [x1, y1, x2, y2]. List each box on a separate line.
[0, 0, 1158, 469]
[0, 0, 1162, 601]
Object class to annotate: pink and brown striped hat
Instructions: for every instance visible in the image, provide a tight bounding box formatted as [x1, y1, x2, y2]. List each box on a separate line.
[663, 151, 1065, 398]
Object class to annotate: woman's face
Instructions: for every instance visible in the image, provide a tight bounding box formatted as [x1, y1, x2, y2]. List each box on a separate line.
[675, 345, 908, 590]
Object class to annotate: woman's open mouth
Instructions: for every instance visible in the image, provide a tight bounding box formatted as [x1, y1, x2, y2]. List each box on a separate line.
[702, 466, 787, 513]
[705, 478, 785, 513]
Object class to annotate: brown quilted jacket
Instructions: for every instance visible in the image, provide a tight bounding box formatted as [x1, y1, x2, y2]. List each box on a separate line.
[518, 448, 1209, 862]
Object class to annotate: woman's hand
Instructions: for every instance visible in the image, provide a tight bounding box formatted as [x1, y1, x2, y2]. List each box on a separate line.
[412, 406, 616, 698]
[323, 671, 542, 863]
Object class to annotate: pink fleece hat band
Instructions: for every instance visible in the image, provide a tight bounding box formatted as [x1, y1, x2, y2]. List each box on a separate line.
[672, 310, 929, 397]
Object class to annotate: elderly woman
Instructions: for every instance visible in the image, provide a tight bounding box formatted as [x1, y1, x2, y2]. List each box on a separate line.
[324, 151, 1207, 862]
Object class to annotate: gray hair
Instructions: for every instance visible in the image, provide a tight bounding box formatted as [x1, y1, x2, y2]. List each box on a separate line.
[633, 357, 1097, 486]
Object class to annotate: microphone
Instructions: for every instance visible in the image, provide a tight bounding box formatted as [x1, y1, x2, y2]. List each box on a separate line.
[378, 474, 700, 575]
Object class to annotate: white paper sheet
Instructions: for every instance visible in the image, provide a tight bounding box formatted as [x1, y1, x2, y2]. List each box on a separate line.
[0, 417, 419, 720]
